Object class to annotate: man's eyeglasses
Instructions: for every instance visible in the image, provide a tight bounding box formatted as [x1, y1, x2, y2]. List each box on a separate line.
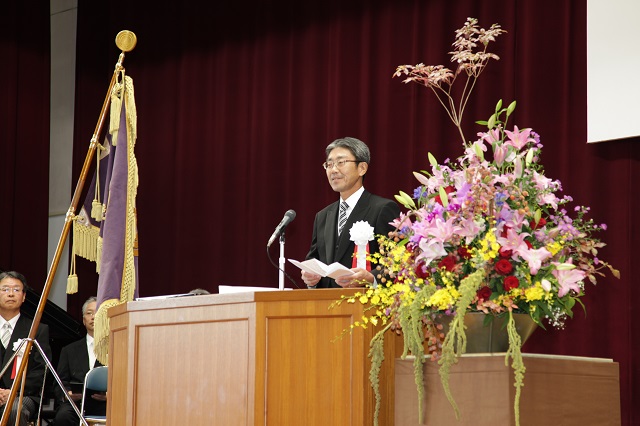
[0, 287, 23, 294]
[322, 159, 358, 170]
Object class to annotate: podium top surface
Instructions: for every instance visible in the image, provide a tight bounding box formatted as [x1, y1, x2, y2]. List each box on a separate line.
[109, 288, 359, 315]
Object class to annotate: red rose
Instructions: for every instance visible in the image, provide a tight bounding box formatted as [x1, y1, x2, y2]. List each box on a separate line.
[501, 225, 512, 238]
[530, 217, 547, 229]
[434, 186, 456, 205]
[477, 286, 492, 300]
[415, 260, 429, 279]
[494, 259, 513, 275]
[498, 247, 512, 258]
[458, 246, 472, 259]
[438, 255, 456, 272]
[525, 240, 533, 249]
[503, 276, 519, 291]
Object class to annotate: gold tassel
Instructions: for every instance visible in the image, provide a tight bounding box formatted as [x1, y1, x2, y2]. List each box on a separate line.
[66, 274, 78, 294]
[91, 199, 103, 222]
[110, 75, 124, 145]
[68, 217, 79, 294]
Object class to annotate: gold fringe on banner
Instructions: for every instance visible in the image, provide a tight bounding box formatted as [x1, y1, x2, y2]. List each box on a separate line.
[93, 74, 138, 366]
[67, 213, 101, 294]
[72, 219, 100, 262]
[96, 236, 103, 274]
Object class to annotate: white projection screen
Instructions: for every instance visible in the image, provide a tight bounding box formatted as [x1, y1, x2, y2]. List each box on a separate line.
[587, 0, 640, 143]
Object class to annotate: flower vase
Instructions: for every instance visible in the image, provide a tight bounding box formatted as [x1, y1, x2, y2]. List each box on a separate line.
[439, 312, 537, 353]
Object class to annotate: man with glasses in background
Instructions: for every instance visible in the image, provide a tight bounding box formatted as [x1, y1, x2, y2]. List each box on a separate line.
[302, 137, 400, 289]
[0, 271, 52, 426]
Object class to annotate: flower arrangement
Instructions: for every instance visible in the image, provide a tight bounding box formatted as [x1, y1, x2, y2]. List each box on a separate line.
[335, 18, 620, 426]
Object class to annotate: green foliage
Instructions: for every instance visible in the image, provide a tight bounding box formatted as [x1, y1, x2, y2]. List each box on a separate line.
[368, 324, 391, 426]
[506, 311, 526, 426]
[437, 269, 485, 418]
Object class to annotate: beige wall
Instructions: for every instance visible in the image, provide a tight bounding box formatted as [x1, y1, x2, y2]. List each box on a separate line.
[48, 0, 78, 310]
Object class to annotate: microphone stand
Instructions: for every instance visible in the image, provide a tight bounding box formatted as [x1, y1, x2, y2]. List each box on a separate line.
[278, 231, 286, 290]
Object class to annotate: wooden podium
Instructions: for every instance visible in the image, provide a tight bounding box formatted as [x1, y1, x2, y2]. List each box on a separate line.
[106, 289, 395, 425]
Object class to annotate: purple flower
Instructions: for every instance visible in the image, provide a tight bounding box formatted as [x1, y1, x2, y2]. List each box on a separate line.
[413, 186, 427, 199]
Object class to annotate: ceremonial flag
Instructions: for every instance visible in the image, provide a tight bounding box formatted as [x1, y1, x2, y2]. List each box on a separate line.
[70, 73, 139, 365]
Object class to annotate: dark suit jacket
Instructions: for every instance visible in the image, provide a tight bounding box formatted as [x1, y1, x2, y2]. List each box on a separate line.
[54, 336, 105, 415]
[0, 315, 51, 402]
[306, 190, 400, 288]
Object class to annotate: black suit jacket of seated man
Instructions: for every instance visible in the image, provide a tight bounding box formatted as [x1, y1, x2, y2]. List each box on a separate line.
[54, 337, 106, 425]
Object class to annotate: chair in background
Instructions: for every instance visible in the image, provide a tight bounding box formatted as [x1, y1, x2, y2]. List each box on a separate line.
[79, 366, 107, 426]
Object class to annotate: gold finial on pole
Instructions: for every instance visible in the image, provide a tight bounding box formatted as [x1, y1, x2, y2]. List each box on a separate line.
[115, 30, 137, 52]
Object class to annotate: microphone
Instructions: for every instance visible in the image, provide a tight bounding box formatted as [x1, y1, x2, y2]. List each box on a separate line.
[267, 209, 296, 248]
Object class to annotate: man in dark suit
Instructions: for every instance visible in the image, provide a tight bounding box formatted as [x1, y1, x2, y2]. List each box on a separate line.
[53, 296, 106, 426]
[303, 137, 400, 289]
[0, 271, 52, 426]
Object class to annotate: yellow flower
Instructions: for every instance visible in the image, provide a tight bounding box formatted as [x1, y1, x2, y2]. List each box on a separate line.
[475, 228, 500, 262]
[426, 287, 460, 311]
[546, 240, 563, 256]
[524, 284, 544, 302]
[359, 295, 369, 304]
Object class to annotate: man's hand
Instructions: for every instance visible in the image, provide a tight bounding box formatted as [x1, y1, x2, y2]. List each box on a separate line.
[0, 388, 10, 405]
[91, 392, 107, 402]
[335, 268, 373, 288]
[301, 270, 321, 287]
[68, 391, 83, 402]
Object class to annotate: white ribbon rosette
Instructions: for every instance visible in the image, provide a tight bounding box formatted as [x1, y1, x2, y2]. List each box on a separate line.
[349, 220, 375, 269]
[12, 338, 27, 377]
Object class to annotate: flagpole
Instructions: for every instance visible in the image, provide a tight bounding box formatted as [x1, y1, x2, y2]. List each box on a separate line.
[0, 30, 137, 426]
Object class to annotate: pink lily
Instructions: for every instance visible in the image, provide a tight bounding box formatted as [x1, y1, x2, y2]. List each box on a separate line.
[553, 267, 586, 297]
[493, 143, 507, 167]
[426, 217, 458, 243]
[497, 227, 530, 256]
[519, 247, 552, 275]
[504, 126, 534, 150]
[417, 240, 447, 267]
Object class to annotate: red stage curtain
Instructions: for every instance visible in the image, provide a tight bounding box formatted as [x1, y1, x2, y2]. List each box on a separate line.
[0, 3, 50, 283]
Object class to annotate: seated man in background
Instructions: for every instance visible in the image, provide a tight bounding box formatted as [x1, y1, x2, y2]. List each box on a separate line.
[53, 296, 106, 425]
[0, 271, 52, 426]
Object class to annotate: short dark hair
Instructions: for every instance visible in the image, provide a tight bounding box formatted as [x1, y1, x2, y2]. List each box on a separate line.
[0, 271, 28, 290]
[325, 137, 371, 164]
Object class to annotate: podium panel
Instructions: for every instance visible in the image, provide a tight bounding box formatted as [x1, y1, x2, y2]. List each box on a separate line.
[107, 289, 395, 425]
[395, 353, 620, 426]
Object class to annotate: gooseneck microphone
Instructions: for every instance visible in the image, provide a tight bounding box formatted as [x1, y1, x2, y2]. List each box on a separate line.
[267, 209, 296, 248]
